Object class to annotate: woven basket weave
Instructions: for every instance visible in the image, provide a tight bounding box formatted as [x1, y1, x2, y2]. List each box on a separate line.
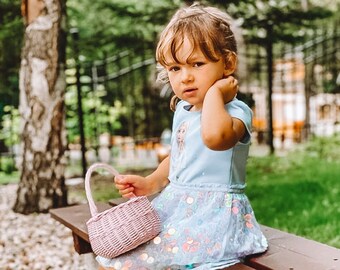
[85, 163, 161, 258]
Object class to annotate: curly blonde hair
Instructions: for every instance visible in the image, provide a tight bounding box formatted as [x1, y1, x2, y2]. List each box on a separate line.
[155, 4, 238, 111]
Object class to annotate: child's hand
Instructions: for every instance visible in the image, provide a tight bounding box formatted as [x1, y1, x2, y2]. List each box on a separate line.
[210, 76, 239, 104]
[114, 175, 150, 198]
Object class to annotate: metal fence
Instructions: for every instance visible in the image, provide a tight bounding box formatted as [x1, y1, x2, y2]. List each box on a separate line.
[240, 19, 339, 152]
[2, 17, 338, 172]
[67, 18, 339, 160]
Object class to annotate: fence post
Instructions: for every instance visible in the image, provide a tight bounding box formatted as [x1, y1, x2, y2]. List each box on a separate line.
[70, 28, 87, 177]
[266, 22, 275, 154]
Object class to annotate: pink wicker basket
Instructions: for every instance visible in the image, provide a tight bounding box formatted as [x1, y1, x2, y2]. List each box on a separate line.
[85, 163, 161, 258]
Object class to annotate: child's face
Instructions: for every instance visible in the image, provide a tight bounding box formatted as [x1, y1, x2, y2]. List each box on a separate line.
[164, 37, 225, 111]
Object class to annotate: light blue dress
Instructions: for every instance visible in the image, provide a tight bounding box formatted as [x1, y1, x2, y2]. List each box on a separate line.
[97, 99, 268, 270]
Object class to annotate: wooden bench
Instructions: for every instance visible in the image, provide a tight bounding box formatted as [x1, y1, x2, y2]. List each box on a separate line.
[50, 200, 340, 270]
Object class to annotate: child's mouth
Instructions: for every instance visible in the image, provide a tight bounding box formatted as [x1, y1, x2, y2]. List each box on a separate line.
[184, 88, 197, 93]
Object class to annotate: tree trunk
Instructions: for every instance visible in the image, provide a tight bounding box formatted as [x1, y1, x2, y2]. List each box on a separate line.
[13, 0, 67, 214]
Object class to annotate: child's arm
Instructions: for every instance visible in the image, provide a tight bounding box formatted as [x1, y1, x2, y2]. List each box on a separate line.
[115, 156, 170, 198]
[201, 76, 245, 150]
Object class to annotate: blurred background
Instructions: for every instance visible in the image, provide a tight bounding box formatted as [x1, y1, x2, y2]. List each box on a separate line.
[0, 0, 339, 173]
[0, 1, 339, 268]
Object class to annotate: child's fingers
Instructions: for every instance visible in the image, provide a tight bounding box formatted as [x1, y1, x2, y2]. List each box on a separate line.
[115, 183, 131, 190]
[225, 75, 235, 81]
[114, 175, 126, 184]
[114, 175, 134, 194]
[119, 187, 135, 198]
[122, 192, 135, 199]
[227, 76, 237, 85]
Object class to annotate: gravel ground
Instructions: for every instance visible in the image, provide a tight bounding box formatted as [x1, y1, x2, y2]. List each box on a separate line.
[0, 184, 97, 270]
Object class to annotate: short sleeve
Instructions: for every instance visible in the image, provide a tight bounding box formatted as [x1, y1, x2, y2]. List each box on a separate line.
[225, 99, 253, 144]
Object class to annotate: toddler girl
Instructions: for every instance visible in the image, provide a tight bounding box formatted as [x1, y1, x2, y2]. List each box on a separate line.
[97, 4, 268, 270]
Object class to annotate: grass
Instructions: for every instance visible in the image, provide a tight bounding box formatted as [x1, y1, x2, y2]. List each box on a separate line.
[246, 136, 340, 248]
[0, 171, 20, 185]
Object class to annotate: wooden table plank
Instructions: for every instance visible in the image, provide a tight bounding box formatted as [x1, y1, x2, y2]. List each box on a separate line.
[247, 225, 340, 270]
[50, 203, 111, 242]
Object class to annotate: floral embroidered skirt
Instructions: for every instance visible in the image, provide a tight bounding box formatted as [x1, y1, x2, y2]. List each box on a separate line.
[96, 181, 268, 270]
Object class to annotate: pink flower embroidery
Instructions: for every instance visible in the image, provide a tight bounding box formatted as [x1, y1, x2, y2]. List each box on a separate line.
[207, 242, 222, 255]
[121, 259, 133, 270]
[244, 214, 254, 228]
[182, 238, 200, 253]
[232, 206, 239, 214]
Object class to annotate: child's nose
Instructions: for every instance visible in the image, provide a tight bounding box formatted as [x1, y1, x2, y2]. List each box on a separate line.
[181, 69, 194, 83]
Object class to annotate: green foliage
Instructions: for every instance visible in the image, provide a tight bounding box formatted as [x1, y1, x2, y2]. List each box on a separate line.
[0, 0, 23, 107]
[66, 0, 181, 60]
[0, 105, 20, 149]
[0, 156, 16, 175]
[65, 82, 126, 144]
[210, 0, 334, 44]
[0, 155, 19, 183]
[247, 135, 340, 247]
[303, 134, 340, 160]
[0, 170, 19, 184]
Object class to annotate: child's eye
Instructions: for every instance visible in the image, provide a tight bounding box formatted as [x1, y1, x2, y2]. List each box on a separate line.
[193, 62, 205, 67]
[168, 66, 180, 72]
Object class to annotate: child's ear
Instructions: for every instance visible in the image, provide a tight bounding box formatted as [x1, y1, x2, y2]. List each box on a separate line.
[223, 52, 237, 77]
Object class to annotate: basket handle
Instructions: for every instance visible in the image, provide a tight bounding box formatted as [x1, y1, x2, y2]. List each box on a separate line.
[85, 163, 120, 217]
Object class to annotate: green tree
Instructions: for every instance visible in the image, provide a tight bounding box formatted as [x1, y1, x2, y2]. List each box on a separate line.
[64, 0, 183, 140]
[66, 0, 182, 60]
